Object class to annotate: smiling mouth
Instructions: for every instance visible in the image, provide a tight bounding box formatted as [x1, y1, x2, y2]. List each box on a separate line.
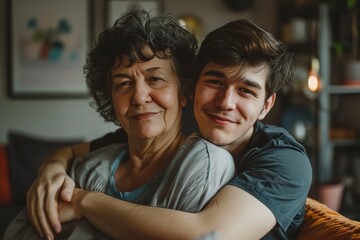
[131, 112, 157, 121]
[205, 112, 236, 125]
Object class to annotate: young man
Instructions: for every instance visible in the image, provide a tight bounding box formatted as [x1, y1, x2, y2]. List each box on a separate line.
[27, 19, 312, 240]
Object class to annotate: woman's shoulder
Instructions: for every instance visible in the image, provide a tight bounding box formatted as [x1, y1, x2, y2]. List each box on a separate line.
[69, 143, 127, 192]
[185, 133, 233, 160]
[174, 133, 235, 177]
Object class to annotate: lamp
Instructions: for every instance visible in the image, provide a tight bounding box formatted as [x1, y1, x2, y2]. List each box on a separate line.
[303, 56, 321, 100]
[308, 56, 321, 92]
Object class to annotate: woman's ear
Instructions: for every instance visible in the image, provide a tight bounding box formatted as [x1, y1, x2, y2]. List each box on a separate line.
[181, 96, 187, 107]
[258, 93, 276, 120]
[182, 92, 194, 107]
[189, 93, 194, 101]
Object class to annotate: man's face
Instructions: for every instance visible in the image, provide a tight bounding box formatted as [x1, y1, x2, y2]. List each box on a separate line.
[193, 62, 275, 153]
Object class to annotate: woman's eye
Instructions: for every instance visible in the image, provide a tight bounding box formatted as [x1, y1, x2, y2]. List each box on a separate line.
[206, 79, 223, 86]
[149, 77, 163, 82]
[148, 77, 166, 87]
[114, 80, 131, 89]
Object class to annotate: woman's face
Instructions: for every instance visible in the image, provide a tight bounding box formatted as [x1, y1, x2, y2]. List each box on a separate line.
[111, 55, 186, 141]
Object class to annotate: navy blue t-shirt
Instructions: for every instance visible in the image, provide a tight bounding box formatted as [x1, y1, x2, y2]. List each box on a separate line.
[228, 121, 312, 239]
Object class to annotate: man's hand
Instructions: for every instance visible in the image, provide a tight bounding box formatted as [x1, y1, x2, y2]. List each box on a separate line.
[26, 143, 90, 239]
[26, 161, 75, 239]
[27, 163, 75, 238]
[58, 188, 86, 223]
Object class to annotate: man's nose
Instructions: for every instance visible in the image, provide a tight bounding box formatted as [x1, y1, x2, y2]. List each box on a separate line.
[215, 88, 236, 110]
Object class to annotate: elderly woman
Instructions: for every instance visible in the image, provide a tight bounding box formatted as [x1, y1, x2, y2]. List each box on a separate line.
[3, 10, 234, 240]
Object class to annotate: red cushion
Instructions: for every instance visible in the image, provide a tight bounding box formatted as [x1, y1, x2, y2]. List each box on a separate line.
[0, 144, 12, 204]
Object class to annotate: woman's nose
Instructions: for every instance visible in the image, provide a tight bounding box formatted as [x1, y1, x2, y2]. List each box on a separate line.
[131, 81, 152, 105]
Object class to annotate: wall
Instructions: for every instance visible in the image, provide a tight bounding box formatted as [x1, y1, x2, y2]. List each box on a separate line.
[0, 0, 278, 142]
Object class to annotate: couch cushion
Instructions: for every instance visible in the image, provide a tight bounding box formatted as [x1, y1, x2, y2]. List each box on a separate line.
[7, 131, 82, 204]
[297, 198, 360, 240]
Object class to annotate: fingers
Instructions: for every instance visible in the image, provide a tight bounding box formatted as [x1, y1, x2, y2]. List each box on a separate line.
[60, 177, 75, 202]
[26, 175, 70, 239]
[45, 181, 62, 234]
[42, 176, 76, 235]
[58, 199, 75, 223]
[37, 193, 56, 240]
[27, 186, 56, 240]
[27, 189, 44, 238]
[58, 188, 86, 223]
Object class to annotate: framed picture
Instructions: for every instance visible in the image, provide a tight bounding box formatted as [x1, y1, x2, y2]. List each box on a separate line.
[106, 0, 163, 27]
[7, 0, 93, 98]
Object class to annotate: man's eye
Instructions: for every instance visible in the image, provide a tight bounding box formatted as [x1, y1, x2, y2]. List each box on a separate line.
[238, 88, 255, 96]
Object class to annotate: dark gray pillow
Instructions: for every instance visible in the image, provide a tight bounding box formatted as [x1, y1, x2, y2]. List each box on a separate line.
[7, 131, 82, 204]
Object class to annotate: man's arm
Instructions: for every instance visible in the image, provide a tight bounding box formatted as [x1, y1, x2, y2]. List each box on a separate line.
[26, 142, 90, 238]
[27, 129, 126, 238]
[63, 185, 276, 240]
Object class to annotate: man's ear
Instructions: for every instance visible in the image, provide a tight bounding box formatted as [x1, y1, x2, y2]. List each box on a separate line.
[258, 93, 276, 120]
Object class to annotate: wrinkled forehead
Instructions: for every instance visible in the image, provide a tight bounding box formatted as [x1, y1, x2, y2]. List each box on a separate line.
[113, 45, 174, 68]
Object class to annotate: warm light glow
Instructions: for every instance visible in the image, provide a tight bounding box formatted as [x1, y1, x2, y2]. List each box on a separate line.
[308, 73, 319, 92]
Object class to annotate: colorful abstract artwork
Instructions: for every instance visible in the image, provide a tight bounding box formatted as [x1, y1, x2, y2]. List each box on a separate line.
[24, 17, 74, 62]
[8, 0, 91, 98]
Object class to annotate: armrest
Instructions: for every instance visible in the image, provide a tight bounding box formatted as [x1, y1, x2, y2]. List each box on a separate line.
[297, 197, 360, 240]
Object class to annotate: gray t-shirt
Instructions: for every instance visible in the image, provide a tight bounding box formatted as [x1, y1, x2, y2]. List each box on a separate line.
[72, 133, 235, 212]
[3, 133, 235, 240]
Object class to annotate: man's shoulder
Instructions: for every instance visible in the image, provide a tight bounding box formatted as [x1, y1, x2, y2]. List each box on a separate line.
[242, 121, 309, 167]
[253, 121, 302, 148]
[256, 121, 293, 138]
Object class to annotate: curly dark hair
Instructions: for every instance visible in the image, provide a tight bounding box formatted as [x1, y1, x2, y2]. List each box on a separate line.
[197, 19, 294, 99]
[83, 10, 198, 125]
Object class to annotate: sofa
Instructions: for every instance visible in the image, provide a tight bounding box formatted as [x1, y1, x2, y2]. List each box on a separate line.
[0, 131, 83, 238]
[1, 131, 360, 239]
[299, 198, 360, 239]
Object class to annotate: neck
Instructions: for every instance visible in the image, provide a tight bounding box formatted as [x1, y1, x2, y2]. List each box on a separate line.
[128, 130, 186, 168]
[223, 126, 254, 158]
[115, 130, 186, 191]
[116, 130, 186, 191]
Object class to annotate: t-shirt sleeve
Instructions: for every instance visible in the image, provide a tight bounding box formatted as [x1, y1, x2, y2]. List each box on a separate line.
[70, 144, 121, 192]
[89, 128, 127, 152]
[228, 140, 312, 232]
[149, 137, 235, 212]
[176, 149, 235, 213]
